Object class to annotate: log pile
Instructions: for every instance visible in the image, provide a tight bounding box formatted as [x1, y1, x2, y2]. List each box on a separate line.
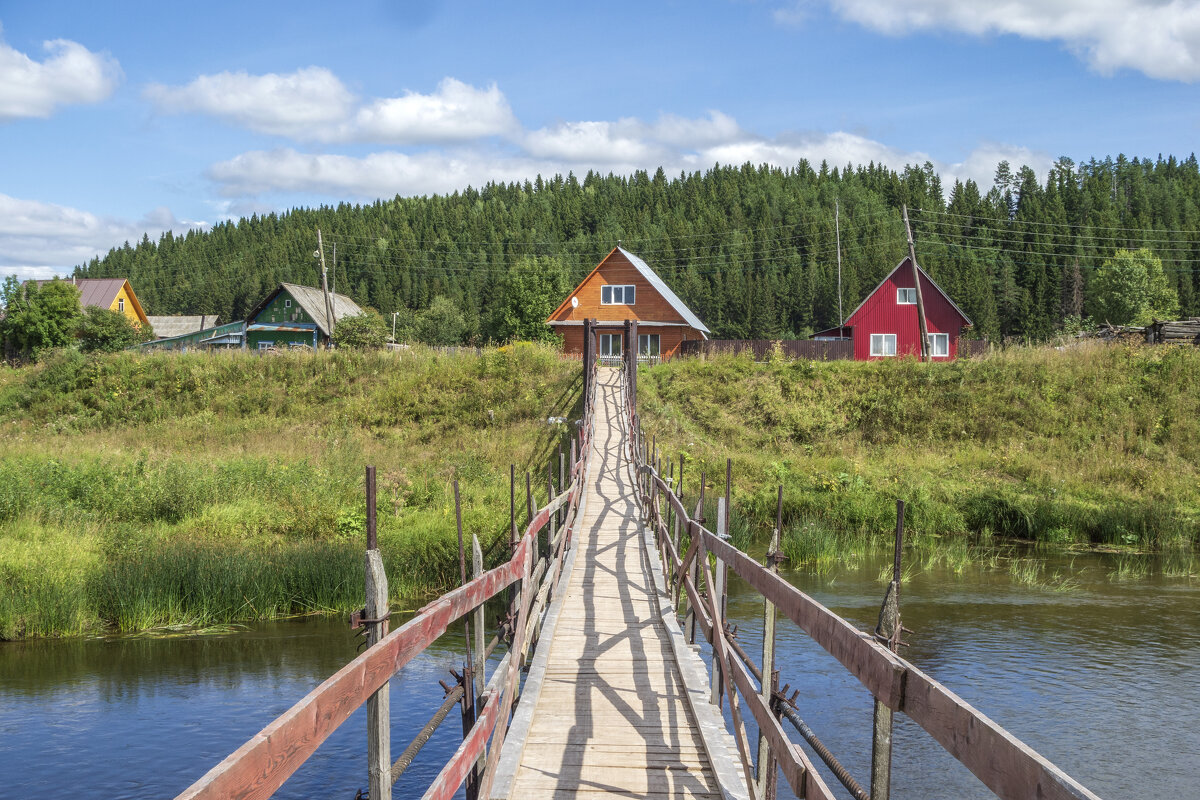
[1146, 318, 1200, 344]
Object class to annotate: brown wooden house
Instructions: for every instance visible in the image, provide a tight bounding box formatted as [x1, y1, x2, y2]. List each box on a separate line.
[547, 247, 710, 360]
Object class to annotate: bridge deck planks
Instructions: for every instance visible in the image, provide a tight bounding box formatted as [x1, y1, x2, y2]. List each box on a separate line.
[508, 368, 724, 799]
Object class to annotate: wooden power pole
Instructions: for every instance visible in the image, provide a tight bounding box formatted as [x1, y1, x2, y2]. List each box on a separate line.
[902, 205, 930, 362]
[317, 228, 336, 345]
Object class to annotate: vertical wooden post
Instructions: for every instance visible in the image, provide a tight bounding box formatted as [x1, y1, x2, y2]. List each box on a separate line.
[469, 533, 486, 797]
[509, 464, 517, 552]
[756, 486, 783, 800]
[871, 500, 905, 800]
[710, 496, 728, 708]
[364, 466, 391, 800]
[547, 468, 556, 556]
[558, 446, 566, 523]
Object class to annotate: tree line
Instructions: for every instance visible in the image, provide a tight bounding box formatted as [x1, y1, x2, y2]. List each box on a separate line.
[67, 154, 1200, 345]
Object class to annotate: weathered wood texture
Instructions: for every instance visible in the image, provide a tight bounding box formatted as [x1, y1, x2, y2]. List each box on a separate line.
[505, 368, 730, 799]
[641, 466, 1103, 800]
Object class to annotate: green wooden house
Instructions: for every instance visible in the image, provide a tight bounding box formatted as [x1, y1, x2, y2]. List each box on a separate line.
[245, 283, 364, 350]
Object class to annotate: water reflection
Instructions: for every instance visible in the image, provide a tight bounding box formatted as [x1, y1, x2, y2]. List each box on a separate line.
[0, 553, 1196, 799]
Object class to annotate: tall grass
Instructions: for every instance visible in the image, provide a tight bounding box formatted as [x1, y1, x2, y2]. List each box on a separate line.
[0, 344, 582, 638]
[640, 342, 1200, 555]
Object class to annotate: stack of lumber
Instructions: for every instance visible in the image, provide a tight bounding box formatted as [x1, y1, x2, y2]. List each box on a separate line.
[1146, 318, 1200, 344]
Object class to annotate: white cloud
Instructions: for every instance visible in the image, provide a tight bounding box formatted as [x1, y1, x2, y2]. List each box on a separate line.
[820, 0, 1200, 82]
[353, 78, 518, 143]
[523, 111, 743, 163]
[145, 66, 355, 137]
[0, 193, 205, 279]
[0, 30, 121, 121]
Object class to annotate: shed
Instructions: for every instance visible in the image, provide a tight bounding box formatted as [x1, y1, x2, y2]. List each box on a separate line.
[147, 315, 220, 339]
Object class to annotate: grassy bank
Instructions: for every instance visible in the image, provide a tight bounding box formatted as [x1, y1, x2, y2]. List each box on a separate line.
[638, 343, 1200, 570]
[0, 345, 581, 639]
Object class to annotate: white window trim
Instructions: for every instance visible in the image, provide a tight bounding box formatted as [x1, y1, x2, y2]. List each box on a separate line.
[601, 284, 636, 305]
[284, 299, 292, 308]
[870, 333, 897, 357]
[118, 298, 125, 312]
[897, 288, 916, 305]
[598, 333, 622, 357]
[638, 333, 660, 357]
[257, 341, 273, 350]
[927, 332, 949, 357]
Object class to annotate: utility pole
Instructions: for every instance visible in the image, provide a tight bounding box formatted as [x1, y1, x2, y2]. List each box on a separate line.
[901, 205, 930, 362]
[331, 241, 337, 299]
[835, 197, 844, 327]
[317, 228, 335, 346]
[391, 311, 399, 344]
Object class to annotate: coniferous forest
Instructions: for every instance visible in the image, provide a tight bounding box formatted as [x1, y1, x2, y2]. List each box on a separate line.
[75, 155, 1200, 344]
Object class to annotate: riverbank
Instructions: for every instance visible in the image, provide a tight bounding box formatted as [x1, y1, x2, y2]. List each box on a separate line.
[0, 345, 581, 639]
[639, 342, 1200, 571]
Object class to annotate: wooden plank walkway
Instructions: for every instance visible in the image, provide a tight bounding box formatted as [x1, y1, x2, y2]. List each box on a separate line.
[504, 368, 740, 799]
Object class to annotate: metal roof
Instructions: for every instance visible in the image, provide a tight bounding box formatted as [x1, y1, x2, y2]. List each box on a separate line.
[147, 315, 220, 339]
[615, 247, 711, 334]
[247, 283, 364, 338]
[35, 278, 125, 309]
[843, 257, 973, 328]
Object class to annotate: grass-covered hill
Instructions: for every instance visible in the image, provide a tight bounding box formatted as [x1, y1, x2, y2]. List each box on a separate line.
[639, 343, 1200, 561]
[0, 345, 581, 639]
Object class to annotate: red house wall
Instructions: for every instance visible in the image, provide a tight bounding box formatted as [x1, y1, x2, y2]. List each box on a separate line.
[846, 260, 966, 361]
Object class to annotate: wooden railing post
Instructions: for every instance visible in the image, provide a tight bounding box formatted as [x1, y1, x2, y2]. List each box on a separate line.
[871, 500, 905, 800]
[365, 466, 391, 800]
[710, 496, 729, 708]
[756, 485, 784, 800]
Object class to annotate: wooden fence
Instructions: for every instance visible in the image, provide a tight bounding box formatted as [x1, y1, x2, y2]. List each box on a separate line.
[175, 358, 598, 800]
[680, 337, 991, 360]
[619, 340, 1099, 800]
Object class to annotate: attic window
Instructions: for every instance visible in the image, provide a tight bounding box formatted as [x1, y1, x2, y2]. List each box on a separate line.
[118, 299, 125, 312]
[601, 285, 636, 305]
[897, 288, 917, 304]
[284, 299, 292, 308]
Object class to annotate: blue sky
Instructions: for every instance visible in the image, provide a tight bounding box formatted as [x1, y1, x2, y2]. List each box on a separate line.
[2, 0, 1199, 279]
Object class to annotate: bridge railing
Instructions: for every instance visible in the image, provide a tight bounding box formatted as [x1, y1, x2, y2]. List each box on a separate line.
[618, 343, 1100, 800]
[175, 354, 597, 800]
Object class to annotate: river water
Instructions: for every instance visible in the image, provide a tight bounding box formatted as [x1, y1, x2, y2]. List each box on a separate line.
[1, 551, 1196, 799]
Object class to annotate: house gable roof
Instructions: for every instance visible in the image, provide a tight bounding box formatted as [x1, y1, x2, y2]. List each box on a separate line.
[844, 257, 973, 328]
[35, 278, 148, 325]
[247, 283, 364, 337]
[546, 247, 710, 335]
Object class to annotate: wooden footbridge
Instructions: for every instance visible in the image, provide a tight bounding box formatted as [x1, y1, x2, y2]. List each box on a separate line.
[176, 321, 1103, 800]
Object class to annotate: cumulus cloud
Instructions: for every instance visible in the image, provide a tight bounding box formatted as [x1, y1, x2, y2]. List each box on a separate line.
[523, 111, 743, 163]
[145, 66, 355, 136]
[147, 70, 518, 143]
[0, 30, 121, 121]
[819, 0, 1200, 82]
[0, 193, 205, 279]
[353, 78, 518, 143]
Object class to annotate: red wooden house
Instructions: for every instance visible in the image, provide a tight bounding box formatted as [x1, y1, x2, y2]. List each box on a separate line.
[547, 247, 710, 360]
[814, 257, 973, 360]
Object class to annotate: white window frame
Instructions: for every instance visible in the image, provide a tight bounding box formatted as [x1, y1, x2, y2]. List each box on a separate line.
[870, 333, 897, 357]
[598, 333, 622, 357]
[284, 299, 292, 308]
[927, 332, 949, 357]
[257, 341, 273, 351]
[897, 288, 917, 304]
[601, 284, 636, 305]
[638, 333, 660, 357]
[118, 298, 125, 312]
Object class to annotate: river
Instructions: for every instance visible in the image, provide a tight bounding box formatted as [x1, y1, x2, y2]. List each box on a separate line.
[0, 551, 1196, 799]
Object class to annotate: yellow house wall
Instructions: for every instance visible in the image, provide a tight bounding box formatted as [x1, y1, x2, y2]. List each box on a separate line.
[110, 283, 148, 326]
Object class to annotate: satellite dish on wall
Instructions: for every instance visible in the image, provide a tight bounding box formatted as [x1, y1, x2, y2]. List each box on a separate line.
[570, 297, 579, 308]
